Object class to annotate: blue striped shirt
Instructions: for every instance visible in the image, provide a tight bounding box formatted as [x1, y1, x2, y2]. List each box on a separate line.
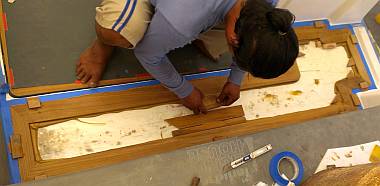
[134, 0, 245, 98]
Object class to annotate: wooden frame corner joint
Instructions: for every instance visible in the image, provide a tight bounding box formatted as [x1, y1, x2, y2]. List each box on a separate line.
[347, 58, 355, 67]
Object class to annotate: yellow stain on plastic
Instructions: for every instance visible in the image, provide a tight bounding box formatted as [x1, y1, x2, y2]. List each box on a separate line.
[369, 145, 380, 163]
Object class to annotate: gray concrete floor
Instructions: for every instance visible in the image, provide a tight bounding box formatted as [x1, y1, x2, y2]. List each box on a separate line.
[10, 106, 380, 186]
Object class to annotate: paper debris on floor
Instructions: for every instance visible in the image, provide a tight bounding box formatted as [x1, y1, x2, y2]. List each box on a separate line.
[315, 141, 380, 173]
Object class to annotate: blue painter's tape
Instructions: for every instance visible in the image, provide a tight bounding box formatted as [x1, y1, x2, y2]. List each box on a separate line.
[0, 95, 21, 183]
[184, 69, 230, 81]
[293, 21, 314, 27]
[270, 151, 304, 186]
[0, 72, 21, 183]
[0, 83, 9, 94]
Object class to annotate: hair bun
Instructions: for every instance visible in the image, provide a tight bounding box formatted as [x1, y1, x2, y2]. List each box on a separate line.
[266, 8, 295, 34]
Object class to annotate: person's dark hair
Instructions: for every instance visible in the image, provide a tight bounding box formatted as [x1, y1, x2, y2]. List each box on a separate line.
[234, 0, 299, 79]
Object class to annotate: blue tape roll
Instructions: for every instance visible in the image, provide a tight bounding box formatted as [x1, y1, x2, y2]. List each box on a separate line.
[269, 151, 304, 186]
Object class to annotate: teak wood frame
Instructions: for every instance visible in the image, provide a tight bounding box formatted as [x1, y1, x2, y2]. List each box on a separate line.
[9, 24, 371, 181]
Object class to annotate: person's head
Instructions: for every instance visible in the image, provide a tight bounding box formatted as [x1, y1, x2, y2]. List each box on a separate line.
[94, 0, 153, 48]
[234, 0, 299, 79]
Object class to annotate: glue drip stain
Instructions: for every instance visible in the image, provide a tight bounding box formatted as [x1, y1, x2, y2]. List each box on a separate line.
[38, 42, 351, 160]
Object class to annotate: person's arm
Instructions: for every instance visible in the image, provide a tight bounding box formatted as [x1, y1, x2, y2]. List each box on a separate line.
[217, 59, 246, 106]
[229, 58, 246, 86]
[134, 12, 206, 114]
[217, 0, 246, 106]
[224, 0, 244, 49]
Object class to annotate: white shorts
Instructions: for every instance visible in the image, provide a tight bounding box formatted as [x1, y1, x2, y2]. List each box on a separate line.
[95, 0, 153, 48]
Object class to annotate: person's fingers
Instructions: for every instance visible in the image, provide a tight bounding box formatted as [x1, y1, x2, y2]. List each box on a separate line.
[224, 96, 236, 106]
[81, 74, 91, 84]
[233, 39, 239, 46]
[193, 107, 200, 115]
[77, 71, 86, 80]
[88, 75, 101, 88]
[199, 104, 207, 114]
[199, 89, 205, 99]
[76, 68, 84, 77]
[88, 82, 98, 88]
[76, 63, 81, 72]
[217, 92, 227, 103]
[220, 94, 233, 106]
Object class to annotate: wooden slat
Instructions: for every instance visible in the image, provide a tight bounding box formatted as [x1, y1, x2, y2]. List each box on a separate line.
[165, 106, 244, 129]
[172, 117, 246, 136]
[295, 27, 324, 41]
[320, 30, 349, 44]
[351, 94, 361, 106]
[9, 134, 23, 159]
[322, 43, 337, 49]
[27, 97, 42, 109]
[10, 76, 153, 98]
[241, 63, 300, 90]
[202, 95, 221, 110]
[346, 41, 371, 85]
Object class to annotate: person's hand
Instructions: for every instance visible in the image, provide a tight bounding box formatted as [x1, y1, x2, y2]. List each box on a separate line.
[217, 82, 241, 106]
[225, 30, 239, 49]
[182, 88, 207, 114]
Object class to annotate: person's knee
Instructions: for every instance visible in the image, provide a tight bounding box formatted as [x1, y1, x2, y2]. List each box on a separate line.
[95, 22, 132, 48]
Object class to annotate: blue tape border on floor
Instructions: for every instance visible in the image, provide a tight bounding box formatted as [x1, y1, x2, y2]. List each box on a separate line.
[0, 75, 21, 183]
[2, 19, 378, 183]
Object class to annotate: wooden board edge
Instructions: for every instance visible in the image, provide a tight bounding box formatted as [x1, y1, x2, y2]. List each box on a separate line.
[346, 38, 372, 85]
[9, 76, 153, 98]
[165, 105, 244, 129]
